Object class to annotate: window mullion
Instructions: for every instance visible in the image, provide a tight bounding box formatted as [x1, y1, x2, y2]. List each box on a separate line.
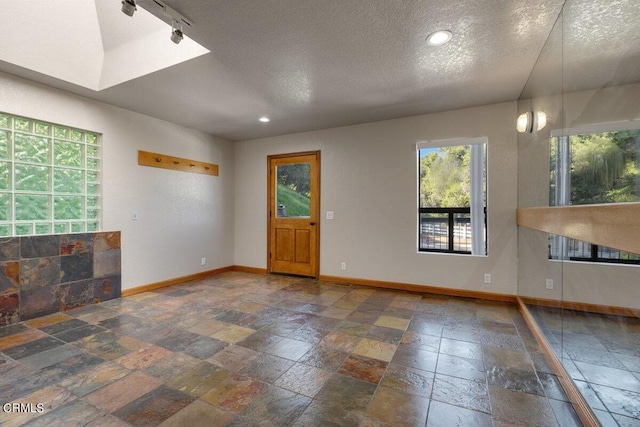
[448, 212, 454, 252]
[558, 135, 571, 206]
[470, 143, 484, 255]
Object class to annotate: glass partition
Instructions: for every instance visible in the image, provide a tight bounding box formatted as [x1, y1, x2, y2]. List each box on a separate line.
[517, 1, 640, 425]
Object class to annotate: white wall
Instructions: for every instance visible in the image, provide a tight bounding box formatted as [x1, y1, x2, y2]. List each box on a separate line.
[0, 72, 234, 290]
[234, 102, 519, 295]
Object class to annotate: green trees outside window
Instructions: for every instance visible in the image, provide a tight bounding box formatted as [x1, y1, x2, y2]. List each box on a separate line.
[551, 130, 640, 205]
[418, 141, 487, 255]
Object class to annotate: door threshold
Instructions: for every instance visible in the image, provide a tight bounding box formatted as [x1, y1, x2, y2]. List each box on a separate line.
[269, 272, 317, 279]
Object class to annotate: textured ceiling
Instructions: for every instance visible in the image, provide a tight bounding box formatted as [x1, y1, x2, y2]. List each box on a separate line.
[1, 0, 637, 141]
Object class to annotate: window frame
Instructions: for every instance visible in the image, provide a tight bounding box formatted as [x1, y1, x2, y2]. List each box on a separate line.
[416, 137, 488, 256]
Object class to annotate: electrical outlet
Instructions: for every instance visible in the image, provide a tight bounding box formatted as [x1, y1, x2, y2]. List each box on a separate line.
[546, 279, 554, 290]
[340, 262, 346, 271]
[484, 273, 492, 284]
[201, 257, 206, 266]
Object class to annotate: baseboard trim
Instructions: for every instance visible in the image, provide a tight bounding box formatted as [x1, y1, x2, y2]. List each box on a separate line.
[517, 297, 599, 427]
[122, 266, 234, 297]
[233, 265, 268, 275]
[520, 296, 640, 318]
[122, 268, 637, 321]
[319, 275, 517, 303]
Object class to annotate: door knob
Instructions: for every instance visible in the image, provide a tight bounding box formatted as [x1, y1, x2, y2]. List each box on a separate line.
[310, 222, 316, 225]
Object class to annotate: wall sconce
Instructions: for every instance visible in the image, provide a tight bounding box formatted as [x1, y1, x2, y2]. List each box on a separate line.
[517, 111, 547, 133]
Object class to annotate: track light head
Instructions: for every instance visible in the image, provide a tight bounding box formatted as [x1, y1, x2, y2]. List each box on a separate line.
[171, 20, 184, 44]
[121, 0, 136, 17]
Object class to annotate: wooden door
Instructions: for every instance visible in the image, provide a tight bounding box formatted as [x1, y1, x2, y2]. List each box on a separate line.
[268, 151, 320, 277]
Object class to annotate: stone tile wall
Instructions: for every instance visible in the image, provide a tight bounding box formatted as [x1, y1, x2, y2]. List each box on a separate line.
[0, 231, 121, 326]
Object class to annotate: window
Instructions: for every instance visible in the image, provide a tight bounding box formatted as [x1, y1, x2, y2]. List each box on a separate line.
[0, 112, 101, 237]
[418, 138, 487, 255]
[275, 162, 311, 218]
[549, 125, 640, 264]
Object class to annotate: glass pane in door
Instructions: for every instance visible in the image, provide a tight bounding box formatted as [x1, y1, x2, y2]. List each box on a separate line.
[276, 162, 311, 217]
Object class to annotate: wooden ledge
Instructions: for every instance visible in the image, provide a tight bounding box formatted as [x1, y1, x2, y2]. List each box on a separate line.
[517, 203, 640, 255]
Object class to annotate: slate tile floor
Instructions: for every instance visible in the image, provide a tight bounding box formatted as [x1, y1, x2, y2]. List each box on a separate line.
[530, 305, 640, 426]
[0, 272, 581, 426]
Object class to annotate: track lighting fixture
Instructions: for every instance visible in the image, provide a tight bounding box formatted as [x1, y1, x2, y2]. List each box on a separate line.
[120, 0, 192, 45]
[121, 0, 136, 17]
[170, 20, 183, 44]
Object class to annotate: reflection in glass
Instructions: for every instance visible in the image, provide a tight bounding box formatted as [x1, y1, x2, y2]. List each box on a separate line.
[550, 129, 640, 265]
[551, 130, 640, 207]
[518, 0, 640, 423]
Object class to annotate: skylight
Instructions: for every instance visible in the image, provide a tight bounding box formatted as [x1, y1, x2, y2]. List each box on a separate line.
[0, 0, 209, 91]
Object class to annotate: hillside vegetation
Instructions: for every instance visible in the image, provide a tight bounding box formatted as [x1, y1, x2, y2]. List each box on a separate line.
[277, 183, 310, 217]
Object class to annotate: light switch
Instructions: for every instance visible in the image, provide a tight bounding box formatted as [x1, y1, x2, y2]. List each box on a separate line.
[326, 211, 334, 220]
[132, 211, 139, 220]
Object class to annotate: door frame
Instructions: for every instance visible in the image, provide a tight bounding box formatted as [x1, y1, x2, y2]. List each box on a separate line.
[266, 150, 321, 278]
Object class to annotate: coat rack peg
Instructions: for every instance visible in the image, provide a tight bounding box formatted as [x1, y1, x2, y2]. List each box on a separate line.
[138, 150, 218, 176]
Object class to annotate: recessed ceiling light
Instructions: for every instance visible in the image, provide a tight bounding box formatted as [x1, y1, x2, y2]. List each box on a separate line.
[427, 30, 453, 46]
[259, 117, 270, 123]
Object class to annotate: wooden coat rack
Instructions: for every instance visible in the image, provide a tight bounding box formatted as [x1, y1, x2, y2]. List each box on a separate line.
[138, 150, 218, 176]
